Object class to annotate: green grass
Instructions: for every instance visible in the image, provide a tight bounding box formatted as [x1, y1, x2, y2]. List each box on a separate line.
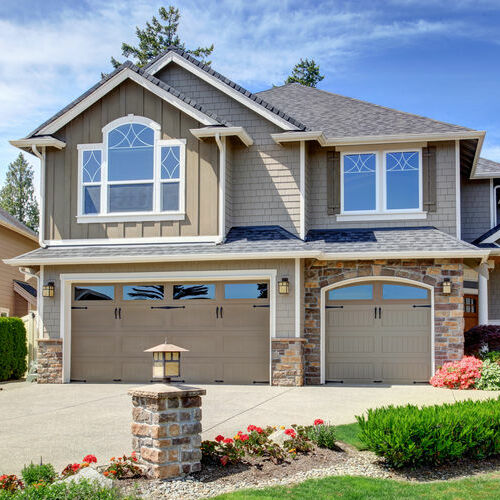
[214, 473, 500, 499]
[334, 422, 366, 450]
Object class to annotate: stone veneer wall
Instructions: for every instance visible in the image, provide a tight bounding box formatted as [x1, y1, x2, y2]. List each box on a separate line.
[271, 338, 305, 386]
[304, 259, 464, 385]
[37, 339, 63, 383]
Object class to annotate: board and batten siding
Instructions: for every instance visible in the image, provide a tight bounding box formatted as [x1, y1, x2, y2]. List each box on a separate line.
[461, 179, 491, 242]
[306, 141, 458, 236]
[157, 63, 301, 236]
[44, 79, 219, 241]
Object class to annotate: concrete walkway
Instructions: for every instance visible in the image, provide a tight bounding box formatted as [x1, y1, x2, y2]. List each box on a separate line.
[0, 381, 497, 475]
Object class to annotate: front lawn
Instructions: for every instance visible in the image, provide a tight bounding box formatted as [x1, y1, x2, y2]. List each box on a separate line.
[214, 473, 500, 499]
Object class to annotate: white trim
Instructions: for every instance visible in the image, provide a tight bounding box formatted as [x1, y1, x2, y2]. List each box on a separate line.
[469, 132, 487, 179]
[490, 179, 495, 228]
[147, 52, 299, 131]
[299, 141, 306, 240]
[215, 134, 226, 243]
[336, 212, 427, 222]
[36, 68, 218, 137]
[478, 262, 489, 325]
[319, 276, 435, 384]
[295, 258, 301, 338]
[191, 127, 253, 147]
[455, 140, 461, 239]
[480, 226, 500, 244]
[76, 214, 185, 223]
[272, 131, 326, 145]
[10, 137, 66, 150]
[59, 269, 277, 384]
[44, 235, 220, 246]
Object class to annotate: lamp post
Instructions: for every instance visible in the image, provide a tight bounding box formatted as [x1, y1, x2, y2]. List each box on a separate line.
[144, 339, 188, 384]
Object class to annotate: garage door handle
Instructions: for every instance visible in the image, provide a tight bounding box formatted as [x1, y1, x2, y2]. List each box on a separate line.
[220, 306, 223, 318]
[374, 307, 377, 319]
[118, 307, 122, 319]
[114, 307, 117, 319]
[216, 306, 219, 318]
[378, 307, 382, 319]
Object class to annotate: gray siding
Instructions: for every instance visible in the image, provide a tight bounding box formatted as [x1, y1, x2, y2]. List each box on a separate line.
[489, 265, 500, 320]
[461, 178, 491, 242]
[307, 141, 458, 235]
[157, 64, 301, 236]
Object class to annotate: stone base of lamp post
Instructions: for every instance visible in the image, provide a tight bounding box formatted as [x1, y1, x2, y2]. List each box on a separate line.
[129, 384, 206, 479]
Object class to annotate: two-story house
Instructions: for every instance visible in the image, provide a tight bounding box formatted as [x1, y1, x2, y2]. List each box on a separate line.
[7, 48, 498, 385]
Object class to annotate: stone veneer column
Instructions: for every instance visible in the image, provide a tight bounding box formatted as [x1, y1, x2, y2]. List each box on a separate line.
[37, 339, 63, 383]
[271, 338, 306, 386]
[129, 385, 206, 479]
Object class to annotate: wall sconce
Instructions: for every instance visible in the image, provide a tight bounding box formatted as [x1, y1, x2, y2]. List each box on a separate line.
[442, 279, 452, 295]
[144, 338, 189, 383]
[42, 282, 55, 297]
[278, 277, 290, 295]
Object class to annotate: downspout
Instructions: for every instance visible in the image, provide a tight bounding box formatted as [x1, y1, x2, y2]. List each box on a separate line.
[215, 133, 226, 244]
[31, 145, 47, 248]
[20, 266, 43, 339]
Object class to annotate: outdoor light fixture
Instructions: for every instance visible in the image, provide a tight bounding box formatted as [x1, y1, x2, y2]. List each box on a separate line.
[144, 339, 188, 383]
[442, 279, 452, 295]
[278, 277, 290, 295]
[42, 282, 55, 297]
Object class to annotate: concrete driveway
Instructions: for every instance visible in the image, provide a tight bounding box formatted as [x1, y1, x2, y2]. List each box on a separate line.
[0, 381, 498, 475]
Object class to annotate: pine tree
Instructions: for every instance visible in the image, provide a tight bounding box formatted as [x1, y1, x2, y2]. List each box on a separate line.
[286, 58, 324, 87]
[111, 5, 214, 69]
[0, 153, 39, 231]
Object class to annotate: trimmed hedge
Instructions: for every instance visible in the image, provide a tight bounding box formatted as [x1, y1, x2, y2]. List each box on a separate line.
[0, 317, 27, 381]
[357, 398, 500, 468]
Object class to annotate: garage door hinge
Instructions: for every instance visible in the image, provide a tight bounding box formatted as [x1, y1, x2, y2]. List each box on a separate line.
[150, 306, 186, 310]
[71, 306, 88, 310]
[326, 305, 343, 309]
[412, 305, 431, 308]
[253, 304, 270, 308]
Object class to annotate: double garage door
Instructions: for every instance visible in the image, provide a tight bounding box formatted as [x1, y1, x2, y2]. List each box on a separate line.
[71, 281, 269, 384]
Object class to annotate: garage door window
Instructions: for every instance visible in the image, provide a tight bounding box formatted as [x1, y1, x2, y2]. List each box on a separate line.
[382, 284, 428, 300]
[329, 284, 373, 301]
[123, 285, 164, 300]
[224, 283, 268, 299]
[74, 285, 114, 301]
[173, 284, 215, 300]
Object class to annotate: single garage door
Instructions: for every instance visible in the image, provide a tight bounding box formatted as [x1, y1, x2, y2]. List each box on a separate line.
[325, 281, 431, 384]
[71, 281, 269, 384]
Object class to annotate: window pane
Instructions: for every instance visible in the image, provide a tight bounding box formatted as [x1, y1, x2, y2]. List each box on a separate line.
[382, 284, 428, 300]
[84, 186, 100, 214]
[173, 284, 215, 300]
[75, 286, 114, 301]
[329, 284, 373, 300]
[82, 150, 101, 182]
[123, 285, 164, 300]
[161, 182, 180, 211]
[109, 183, 153, 212]
[386, 152, 420, 210]
[161, 146, 180, 179]
[224, 283, 268, 299]
[108, 124, 154, 181]
[343, 154, 376, 211]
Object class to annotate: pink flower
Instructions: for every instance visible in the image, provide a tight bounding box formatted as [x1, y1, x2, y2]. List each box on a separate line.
[430, 356, 482, 390]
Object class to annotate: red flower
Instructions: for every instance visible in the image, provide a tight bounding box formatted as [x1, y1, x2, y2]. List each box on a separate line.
[220, 456, 229, 466]
[256, 427, 263, 434]
[314, 419, 324, 426]
[83, 454, 97, 464]
[247, 425, 257, 432]
[223, 438, 233, 444]
[240, 434, 249, 442]
[284, 428, 296, 438]
[215, 435, 225, 442]
[71, 464, 80, 472]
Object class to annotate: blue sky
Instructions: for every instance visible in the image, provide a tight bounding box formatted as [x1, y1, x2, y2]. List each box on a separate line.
[1, 0, 500, 194]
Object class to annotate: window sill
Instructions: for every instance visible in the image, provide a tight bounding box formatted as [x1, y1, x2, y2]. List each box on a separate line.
[77, 213, 186, 223]
[336, 212, 427, 222]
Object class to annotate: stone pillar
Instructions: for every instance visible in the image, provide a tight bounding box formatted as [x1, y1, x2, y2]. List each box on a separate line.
[129, 385, 206, 479]
[478, 262, 489, 325]
[37, 339, 63, 383]
[271, 338, 305, 386]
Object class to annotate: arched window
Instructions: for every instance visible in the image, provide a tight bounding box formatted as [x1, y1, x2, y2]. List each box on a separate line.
[77, 115, 185, 221]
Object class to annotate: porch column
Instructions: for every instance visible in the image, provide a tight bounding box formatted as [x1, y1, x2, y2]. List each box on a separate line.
[478, 262, 489, 325]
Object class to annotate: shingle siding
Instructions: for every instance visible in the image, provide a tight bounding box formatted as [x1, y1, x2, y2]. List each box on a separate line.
[489, 266, 500, 320]
[461, 179, 491, 242]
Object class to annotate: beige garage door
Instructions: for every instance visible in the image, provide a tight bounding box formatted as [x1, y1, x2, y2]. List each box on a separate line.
[325, 281, 431, 384]
[71, 281, 269, 384]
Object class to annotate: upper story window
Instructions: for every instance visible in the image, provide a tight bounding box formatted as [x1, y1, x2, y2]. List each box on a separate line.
[77, 115, 185, 222]
[341, 149, 422, 217]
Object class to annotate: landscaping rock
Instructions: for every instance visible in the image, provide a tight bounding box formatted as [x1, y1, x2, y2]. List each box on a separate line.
[60, 467, 114, 489]
[268, 428, 294, 447]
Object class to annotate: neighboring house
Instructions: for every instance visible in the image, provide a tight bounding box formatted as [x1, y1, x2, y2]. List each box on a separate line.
[6, 47, 498, 385]
[0, 208, 38, 317]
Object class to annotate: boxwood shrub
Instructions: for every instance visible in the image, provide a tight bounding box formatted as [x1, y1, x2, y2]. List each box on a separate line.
[356, 398, 500, 468]
[0, 317, 27, 381]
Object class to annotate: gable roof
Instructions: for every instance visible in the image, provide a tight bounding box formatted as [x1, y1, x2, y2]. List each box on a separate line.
[472, 222, 500, 247]
[25, 61, 229, 139]
[144, 47, 308, 131]
[471, 157, 500, 179]
[0, 207, 38, 242]
[257, 83, 477, 138]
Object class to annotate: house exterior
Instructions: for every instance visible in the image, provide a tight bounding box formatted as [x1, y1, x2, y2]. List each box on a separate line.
[7, 47, 499, 385]
[0, 208, 38, 317]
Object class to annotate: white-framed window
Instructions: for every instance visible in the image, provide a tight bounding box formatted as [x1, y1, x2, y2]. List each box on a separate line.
[340, 149, 424, 220]
[77, 115, 186, 223]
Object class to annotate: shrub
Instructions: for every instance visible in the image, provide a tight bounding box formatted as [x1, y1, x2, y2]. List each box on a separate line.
[307, 423, 337, 450]
[476, 360, 500, 390]
[0, 318, 27, 381]
[21, 463, 56, 486]
[429, 356, 482, 389]
[0, 475, 23, 493]
[484, 351, 500, 363]
[357, 398, 500, 468]
[465, 324, 500, 356]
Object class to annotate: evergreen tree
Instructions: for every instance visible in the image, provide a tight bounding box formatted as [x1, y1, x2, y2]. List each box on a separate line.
[111, 5, 214, 69]
[0, 153, 39, 231]
[286, 58, 324, 87]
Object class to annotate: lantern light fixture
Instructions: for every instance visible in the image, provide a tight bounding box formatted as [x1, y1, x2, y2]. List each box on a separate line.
[144, 338, 188, 383]
[278, 277, 290, 295]
[42, 282, 55, 297]
[442, 279, 452, 295]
